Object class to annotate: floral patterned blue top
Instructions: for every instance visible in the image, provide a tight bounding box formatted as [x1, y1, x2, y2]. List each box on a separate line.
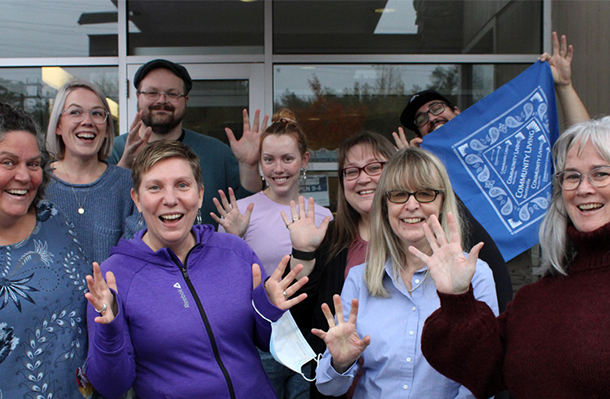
[0, 201, 90, 399]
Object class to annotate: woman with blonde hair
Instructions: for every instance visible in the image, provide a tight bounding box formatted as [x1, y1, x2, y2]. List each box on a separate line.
[313, 147, 498, 398]
[46, 79, 137, 264]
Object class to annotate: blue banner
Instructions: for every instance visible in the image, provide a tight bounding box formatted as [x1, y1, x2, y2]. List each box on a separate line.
[421, 61, 559, 261]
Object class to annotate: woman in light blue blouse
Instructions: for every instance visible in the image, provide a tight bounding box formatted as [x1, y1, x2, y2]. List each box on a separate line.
[313, 147, 499, 398]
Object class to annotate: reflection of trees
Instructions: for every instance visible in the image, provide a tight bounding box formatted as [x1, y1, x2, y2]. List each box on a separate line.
[0, 75, 120, 134]
[275, 65, 459, 150]
[0, 79, 50, 130]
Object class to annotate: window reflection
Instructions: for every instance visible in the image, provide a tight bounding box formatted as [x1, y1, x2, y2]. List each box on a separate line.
[0, 67, 119, 133]
[127, 1, 264, 56]
[0, 0, 118, 57]
[274, 64, 530, 154]
[274, 0, 541, 54]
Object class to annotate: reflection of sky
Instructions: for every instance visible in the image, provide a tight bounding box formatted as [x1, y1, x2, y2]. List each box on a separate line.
[274, 64, 443, 100]
[374, 0, 417, 35]
[0, 0, 118, 57]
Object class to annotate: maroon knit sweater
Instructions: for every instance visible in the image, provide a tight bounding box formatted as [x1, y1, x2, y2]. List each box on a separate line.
[421, 222, 610, 399]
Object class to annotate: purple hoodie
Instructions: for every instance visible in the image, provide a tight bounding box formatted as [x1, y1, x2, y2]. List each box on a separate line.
[86, 225, 284, 399]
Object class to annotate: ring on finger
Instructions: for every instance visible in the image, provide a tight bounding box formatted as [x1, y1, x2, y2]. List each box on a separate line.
[283, 290, 287, 298]
[95, 303, 107, 315]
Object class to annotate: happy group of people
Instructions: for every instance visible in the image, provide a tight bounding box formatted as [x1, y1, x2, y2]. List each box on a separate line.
[1, 31, 609, 399]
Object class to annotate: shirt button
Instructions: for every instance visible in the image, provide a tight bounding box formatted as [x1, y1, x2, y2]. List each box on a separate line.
[409, 331, 414, 335]
[415, 279, 420, 284]
[406, 357, 412, 362]
[403, 385, 408, 390]
[412, 306, 416, 311]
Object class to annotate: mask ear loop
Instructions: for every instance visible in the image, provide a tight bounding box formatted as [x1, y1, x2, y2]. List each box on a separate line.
[252, 301, 323, 382]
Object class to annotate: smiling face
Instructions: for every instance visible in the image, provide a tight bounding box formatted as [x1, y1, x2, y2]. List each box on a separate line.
[343, 144, 388, 218]
[0, 131, 43, 226]
[132, 157, 203, 254]
[562, 141, 610, 233]
[416, 100, 460, 137]
[138, 68, 188, 136]
[261, 134, 309, 203]
[55, 88, 109, 161]
[386, 185, 443, 251]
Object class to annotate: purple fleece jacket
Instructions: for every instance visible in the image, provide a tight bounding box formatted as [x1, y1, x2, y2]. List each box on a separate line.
[86, 225, 284, 399]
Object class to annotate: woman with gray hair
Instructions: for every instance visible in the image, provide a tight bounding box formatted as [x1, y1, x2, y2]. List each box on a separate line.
[313, 147, 498, 398]
[419, 117, 610, 398]
[46, 79, 137, 264]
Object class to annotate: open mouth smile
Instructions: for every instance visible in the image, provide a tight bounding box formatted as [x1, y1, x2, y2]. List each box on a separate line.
[401, 217, 424, 224]
[160, 213, 183, 221]
[578, 203, 603, 211]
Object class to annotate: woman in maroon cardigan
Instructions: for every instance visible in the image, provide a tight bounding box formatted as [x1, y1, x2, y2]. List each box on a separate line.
[417, 117, 610, 399]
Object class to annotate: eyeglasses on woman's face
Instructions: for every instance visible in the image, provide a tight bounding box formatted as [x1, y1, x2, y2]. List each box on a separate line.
[341, 161, 386, 181]
[385, 189, 443, 204]
[556, 166, 610, 191]
[61, 106, 109, 125]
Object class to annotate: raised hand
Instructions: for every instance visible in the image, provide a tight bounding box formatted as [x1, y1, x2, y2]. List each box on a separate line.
[392, 127, 422, 148]
[312, 295, 370, 374]
[85, 262, 119, 324]
[211, 187, 253, 237]
[408, 212, 483, 295]
[253, 255, 308, 310]
[281, 196, 331, 253]
[118, 111, 152, 169]
[226, 109, 269, 169]
[539, 31, 573, 87]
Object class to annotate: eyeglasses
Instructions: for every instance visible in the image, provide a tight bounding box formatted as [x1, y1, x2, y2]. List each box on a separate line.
[414, 101, 445, 127]
[386, 189, 443, 204]
[341, 162, 386, 181]
[61, 107, 109, 124]
[555, 166, 610, 191]
[137, 90, 187, 102]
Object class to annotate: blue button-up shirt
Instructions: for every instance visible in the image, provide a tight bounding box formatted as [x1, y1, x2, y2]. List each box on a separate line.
[316, 258, 499, 399]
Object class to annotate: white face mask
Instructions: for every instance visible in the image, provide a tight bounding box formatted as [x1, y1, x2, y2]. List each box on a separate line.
[253, 302, 321, 381]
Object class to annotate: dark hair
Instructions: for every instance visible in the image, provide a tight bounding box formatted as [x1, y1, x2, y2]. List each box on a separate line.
[260, 108, 308, 157]
[0, 103, 51, 212]
[131, 140, 203, 193]
[326, 131, 397, 261]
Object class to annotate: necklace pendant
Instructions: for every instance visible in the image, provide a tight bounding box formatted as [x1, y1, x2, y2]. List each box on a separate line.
[78, 208, 85, 215]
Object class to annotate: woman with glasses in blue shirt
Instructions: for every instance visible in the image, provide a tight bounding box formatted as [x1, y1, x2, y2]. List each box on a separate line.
[312, 147, 498, 398]
[46, 79, 138, 264]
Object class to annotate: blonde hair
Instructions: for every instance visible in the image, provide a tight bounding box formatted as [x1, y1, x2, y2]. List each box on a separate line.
[539, 116, 610, 275]
[365, 147, 463, 297]
[46, 79, 114, 161]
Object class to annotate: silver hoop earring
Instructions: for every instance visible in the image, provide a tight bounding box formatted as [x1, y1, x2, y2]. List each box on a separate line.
[196, 209, 202, 225]
[137, 212, 143, 230]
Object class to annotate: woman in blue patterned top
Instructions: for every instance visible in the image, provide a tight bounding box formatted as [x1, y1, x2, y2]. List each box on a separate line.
[0, 103, 92, 398]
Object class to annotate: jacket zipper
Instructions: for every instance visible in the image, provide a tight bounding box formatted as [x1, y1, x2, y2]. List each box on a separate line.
[170, 248, 237, 399]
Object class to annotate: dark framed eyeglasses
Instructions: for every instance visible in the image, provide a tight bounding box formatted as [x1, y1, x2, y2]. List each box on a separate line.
[414, 101, 446, 127]
[137, 90, 187, 102]
[386, 189, 443, 204]
[555, 166, 610, 191]
[61, 107, 110, 124]
[341, 161, 386, 181]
